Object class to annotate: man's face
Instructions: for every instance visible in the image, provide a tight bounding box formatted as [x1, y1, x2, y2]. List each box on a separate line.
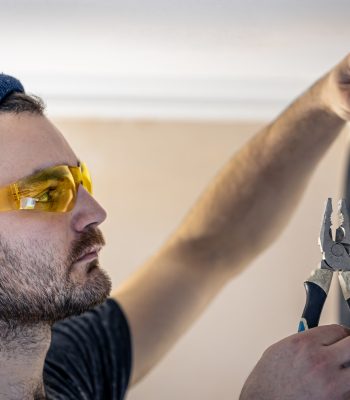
[0, 113, 111, 324]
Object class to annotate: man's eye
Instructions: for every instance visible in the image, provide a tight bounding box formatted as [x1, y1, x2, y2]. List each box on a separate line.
[36, 188, 56, 203]
[36, 192, 50, 202]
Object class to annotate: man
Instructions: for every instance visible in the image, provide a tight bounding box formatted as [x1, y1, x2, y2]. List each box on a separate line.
[0, 52, 349, 400]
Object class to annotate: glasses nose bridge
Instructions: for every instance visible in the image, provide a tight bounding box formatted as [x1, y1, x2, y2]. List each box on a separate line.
[69, 164, 93, 195]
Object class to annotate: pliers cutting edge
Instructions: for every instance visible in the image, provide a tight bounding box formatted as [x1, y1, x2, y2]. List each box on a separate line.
[298, 198, 350, 332]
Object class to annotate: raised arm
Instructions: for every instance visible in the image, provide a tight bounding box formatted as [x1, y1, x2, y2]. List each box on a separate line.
[113, 54, 350, 385]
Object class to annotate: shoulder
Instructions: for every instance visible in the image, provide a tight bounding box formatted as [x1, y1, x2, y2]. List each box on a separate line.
[44, 298, 132, 400]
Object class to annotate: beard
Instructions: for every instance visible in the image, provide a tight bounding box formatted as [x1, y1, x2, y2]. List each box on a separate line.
[0, 227, 112, 325]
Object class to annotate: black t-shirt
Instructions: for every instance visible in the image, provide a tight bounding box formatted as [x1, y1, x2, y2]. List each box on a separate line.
[43, 298, 132, 400]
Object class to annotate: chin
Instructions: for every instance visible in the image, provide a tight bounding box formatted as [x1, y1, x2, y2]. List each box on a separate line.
[64, 264, 112, 317]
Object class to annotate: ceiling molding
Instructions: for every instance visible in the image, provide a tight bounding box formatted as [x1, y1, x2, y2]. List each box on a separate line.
[24, 74, 312, 121]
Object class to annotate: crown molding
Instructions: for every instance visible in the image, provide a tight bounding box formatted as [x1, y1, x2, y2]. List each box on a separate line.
[22, 74, 311, 121]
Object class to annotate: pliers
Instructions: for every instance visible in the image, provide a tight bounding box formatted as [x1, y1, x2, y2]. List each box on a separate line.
[298, 198, 350, 332]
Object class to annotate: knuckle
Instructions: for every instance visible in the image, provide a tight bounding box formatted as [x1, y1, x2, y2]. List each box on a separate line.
[287, 331, 313, 351]
[290, 332, 307, 347]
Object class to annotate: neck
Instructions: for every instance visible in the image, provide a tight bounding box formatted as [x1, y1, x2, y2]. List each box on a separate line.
[0, 320, 51, 400]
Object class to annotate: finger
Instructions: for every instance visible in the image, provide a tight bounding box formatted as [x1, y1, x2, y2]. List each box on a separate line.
[328, 335, 350, 366]
[301, 324, 350, 346]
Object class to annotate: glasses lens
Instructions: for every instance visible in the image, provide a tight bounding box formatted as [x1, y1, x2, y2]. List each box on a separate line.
[15, 166, 77, 212]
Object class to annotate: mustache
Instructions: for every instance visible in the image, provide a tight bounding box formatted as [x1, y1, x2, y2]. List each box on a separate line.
[68, 227, 106, 265]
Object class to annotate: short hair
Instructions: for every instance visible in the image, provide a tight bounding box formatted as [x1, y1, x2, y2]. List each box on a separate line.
[0, 92, 45, 115]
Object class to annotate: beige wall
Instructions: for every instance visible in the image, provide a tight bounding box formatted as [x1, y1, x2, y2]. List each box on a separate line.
[54, 118, 348, 399]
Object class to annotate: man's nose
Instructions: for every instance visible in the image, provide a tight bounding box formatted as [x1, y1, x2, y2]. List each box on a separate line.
[70, 186, 107, 232]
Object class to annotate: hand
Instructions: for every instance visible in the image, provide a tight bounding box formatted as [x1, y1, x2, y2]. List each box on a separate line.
[321, 53, 350, 121]
[240, 325, 350, 400]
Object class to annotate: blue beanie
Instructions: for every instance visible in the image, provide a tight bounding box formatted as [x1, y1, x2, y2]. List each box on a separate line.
[0, 74, 24, 102]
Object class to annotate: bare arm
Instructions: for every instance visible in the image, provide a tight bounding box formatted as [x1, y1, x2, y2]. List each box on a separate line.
[113, 55, 350, 385]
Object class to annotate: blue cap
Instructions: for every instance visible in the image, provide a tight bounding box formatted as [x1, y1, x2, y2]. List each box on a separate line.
[0, 74, 24, 102]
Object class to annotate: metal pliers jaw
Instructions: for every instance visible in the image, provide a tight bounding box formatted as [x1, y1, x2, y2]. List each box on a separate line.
[298, 198, 350, 332]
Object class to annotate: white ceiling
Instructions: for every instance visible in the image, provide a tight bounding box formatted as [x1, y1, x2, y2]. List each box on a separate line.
[1, 0, 350, 120]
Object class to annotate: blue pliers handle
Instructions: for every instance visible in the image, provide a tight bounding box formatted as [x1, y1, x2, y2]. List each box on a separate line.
[298, 199, 350, 332]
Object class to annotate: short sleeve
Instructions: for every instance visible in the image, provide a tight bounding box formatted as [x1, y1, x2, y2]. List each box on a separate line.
[43, 298, 132, 400]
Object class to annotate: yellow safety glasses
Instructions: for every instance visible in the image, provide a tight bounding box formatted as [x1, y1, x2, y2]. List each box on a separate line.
[0, 162, 93, 212]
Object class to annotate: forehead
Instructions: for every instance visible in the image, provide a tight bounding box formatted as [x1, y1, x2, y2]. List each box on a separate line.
[0, 113, 78, 185]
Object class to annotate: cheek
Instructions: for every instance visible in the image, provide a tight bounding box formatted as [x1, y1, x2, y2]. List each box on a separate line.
[0, 236, 69, 300]
[0, 212, 73, 247]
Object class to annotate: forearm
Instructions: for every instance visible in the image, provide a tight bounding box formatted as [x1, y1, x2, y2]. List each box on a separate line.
[173, 76, 346, 275]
